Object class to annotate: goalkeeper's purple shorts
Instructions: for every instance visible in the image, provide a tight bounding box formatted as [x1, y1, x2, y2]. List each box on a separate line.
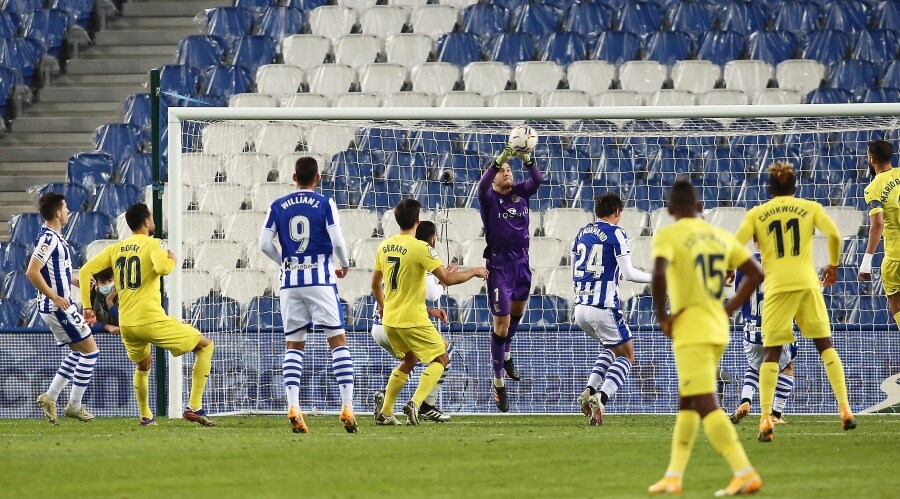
[486, 259, 532, 317]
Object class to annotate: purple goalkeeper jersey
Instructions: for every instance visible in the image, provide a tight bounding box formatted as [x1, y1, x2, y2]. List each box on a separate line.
[477, 160, 544, 265]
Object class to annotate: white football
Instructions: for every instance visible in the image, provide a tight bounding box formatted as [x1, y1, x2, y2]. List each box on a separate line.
[509, 125, 538, 153]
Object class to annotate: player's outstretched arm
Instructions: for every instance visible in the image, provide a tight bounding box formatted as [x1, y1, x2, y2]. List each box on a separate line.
[371, 270, 385, 316]
[650, 256, 674, 338]
[860, 211, 884, 280]
[477, 146, 516, 198]
[425, 273, 444, 301]
[433, 265, 488, 286]
[617, 253, 652, 283]
[513, 154, 545, 198]
[325, 198, 350, 277]
[725, 257, 764, 316]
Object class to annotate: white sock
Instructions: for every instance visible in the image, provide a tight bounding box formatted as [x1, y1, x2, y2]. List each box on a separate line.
[493, 378, 504, 388]
[48, 352, 80, 400]
[599, 357, 631, 403]
[504, 351, 511, 361]
[331, 346, 354, 410]
[68, 350, 99, 409]
[283, 349, 304, 409]
[588, 349, 615, 391]
[773, 374, 795, 415]
[741, 367, 759, 402]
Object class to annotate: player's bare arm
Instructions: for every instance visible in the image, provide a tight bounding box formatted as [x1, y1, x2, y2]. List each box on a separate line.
[860, 211, 884, 280]
[371, 270, 385, 316]
[432, 265, 488, 286]
[725, 257, 764, 316]
[651, 256, 674, 338]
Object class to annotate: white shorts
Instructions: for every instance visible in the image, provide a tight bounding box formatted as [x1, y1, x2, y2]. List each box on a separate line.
[280, 285, 346, 343]
[574, 304, 632, 347]
[371, 323, 400, 359]
[744, 340, 797, 371]
[42, 306, 91, 346]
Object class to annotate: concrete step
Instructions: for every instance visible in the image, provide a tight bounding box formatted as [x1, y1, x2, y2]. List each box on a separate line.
[26, 102, 121, 114]
[82, 45, 177, 58]
[54, 73, 149, 86]
[39, 86, 144, 103]
[111, 17, 200, 29]
[0, 196, 37, 222]
[13, 116, 116, 133]
[0, 175, 64, 191]
[0, 133, 96, 146]
[123, 1, 223, 17]
[95, 30, 198, 47]
[0, 145, 88, 162]
[65, 57, 173, 75]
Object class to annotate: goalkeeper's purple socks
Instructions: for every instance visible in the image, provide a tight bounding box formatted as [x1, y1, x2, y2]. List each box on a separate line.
[503, 314, 522, 354]
[490, 333, 506, 378]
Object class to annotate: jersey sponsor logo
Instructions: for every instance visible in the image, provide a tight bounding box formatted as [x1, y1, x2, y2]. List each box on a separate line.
[500, 206, 528, 219]
[284, 261, 320, 270]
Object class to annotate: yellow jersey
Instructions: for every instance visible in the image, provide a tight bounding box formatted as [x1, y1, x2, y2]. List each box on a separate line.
[375, 233, 442, 328]
[80, 234, 175, 327]
[652, 218, 751, 347]
[864, 168, 900, 261]
[735, 196, 840, 294]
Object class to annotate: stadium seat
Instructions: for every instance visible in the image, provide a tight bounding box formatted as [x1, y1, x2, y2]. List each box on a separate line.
[188, 294, 241, 332]
[230, 93, 277, 107]
[184, 153, 223, 187]
[200, 122, 253, 155]
[461, 3, 508, 40]
[859, 87, 900, 103]
[385, 33, 433, 70]
[512, 3, 562, 37]
[0, 298, 22, 328]
[541, 89, 589, 107]
[436, 152, 485, 184]
[20, 8, 70, 58]
[50, 0, 94, 28]
[205, 7, 253, 43]
[230, 35, 277, 74]
[256, 7, 302, 45]
[0, 37, 41, 86]
[665, 0, 714, 35]
[489, 32, 536, 67]
[197, 183, 246, 216]
[776, 59, 826, 96]
[522, 295, 564, 326]
[705, 207, 748, 234]
[157, 64, 201, 97]
[3, 271, 34, 302]
[529, 238, 567, 270]
[37, 182, 90, 212]
[437, 32, 482, 67]
[616, 0, 662, 35]
[244, 295, 282, 330]
[333, 34, 381, 70]
[176, 35, 226, 68]
[460, 294, 492, 327]
[824, 206, 864, 238]
[65, 211, 115, 246]
[360, 179, 403, 215]
[647, 90, 694, 106]
[593, 90, 643, 106]
[881, 60, 900, 89]
[724, 60, 773, 94]
[93, 183, 139, 220]
[618, 61, 666, 95]
[802, 29, 852, 65]
[828, 59, 878, 96]
[411, 62, 460, 97]
[437, 0, 476, 8]
[308, 64, 356, 97]
[489, 90, 538, 107]
[255, 64, 303, 96]
[874, 0, 900, 30]
[463, 62, 511, 96]
[592, 30, 642, 65]
[1, 242, 28, 273]
[542, 208, 591, 240]
[233, 0, 275, 15]
[338, 0, 375, 8]
[852, 29, 899, 63]
[0, 11, 19, 39]
[349, 237, 382, 269]
[282, 93, 329, 108]
[410, 4, 457, 41]
[93, 124, 144, 167]
[281, 34, 329, 70]
[221, 269, 272, 306]
[338, 208, 378, 241]
[541, 31, 587, 66]
[201, 64, 253, 101]
[823, 0, 868, 33]
[671, 60, 720, 94]
[805, 88, 852, 104]
[182, 211, 221, 247]
[514, 61, 562, 95]
[626, 294, 655, 325]
[175, 269, 214, 305]
[566, 60, 615, 97]
[193, 240, 244, 273]
[305, 124, 356, 156]
[696, 30, 745, 66]
[67, 151, 114, 192]
[333, 92, 380, 108]
[122, 93, 151, 132]
[308, 6, 357, 42]
[644, 30, 693, 65]
[717, 1, 767, 36]
[384, 92, 433, 107]
[335, 268, 374, 307]
[772, 1, 821, 33]
[438, 91, 483, 107]
[359, 63, 408, 96]
[747, 30, 799, 66]
[254, 122, 303, 157]
[848, 295, 893, 325]
[564, 2, 612, 38]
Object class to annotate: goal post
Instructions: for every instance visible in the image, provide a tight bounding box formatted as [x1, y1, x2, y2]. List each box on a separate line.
[164, 104, 900, 418]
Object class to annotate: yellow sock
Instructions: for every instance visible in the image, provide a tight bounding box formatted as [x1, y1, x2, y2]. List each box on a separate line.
[758, 361, 779, 421]
[820, 347, 849, 407]
[412, 362, 446, 406]
[133, 369, 152, 419]
[666, 410, 700, 475]
[382, 368, 408, 416]
[188, 341, 214, 410]
[703, 409, 753, 475]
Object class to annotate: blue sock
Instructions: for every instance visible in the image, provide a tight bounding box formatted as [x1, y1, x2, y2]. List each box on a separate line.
[331, 346, 354, 409]
[599, 356, 631, 404]
[283, 349, 304, 408]
[587, 349, 615, 392]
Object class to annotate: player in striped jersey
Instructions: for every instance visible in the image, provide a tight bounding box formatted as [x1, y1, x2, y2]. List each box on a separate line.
[572, 193, 651, 426]
[28, 192, 100, 424]
[259, 156, 355, 434]
[730, 249, 797, 425]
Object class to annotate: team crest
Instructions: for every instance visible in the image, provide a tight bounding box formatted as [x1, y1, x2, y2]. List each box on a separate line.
[494, 303, 500, 313]
[512, 195, 520, 202]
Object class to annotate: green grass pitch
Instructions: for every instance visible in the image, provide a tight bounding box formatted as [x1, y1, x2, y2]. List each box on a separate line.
[2, 415, 897, 498]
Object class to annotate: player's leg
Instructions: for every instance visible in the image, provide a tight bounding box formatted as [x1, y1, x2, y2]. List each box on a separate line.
[731, 340, 760, 424]
[574, 305, 614, 415]
[488, 265, 514, 410]
[399, 325, 449, 426]
[380, 326, 415, 422]
[120, 326, 154, 425]
[757, 290, 798, 440]
[42, 310, 98, 422]
[503, 265, 531, 380]
[420, 340, 452, 422]
[880, 260, 900, 328]
[772, 358, 795, 423]
[37, 349, 79, 424]
[65, 334, 100, 421]
[311, 285, 356, 433]
[281, 287, 309, 433]
[595, 308, 634, 406]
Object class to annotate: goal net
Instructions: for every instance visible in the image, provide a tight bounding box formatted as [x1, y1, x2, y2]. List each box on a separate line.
[164, 105, 900, 417]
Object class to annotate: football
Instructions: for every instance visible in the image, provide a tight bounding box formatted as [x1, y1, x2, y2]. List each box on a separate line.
[508, 124, 538, 153]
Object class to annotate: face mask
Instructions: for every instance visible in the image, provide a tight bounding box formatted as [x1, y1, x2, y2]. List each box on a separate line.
[98, 283, 114, 295]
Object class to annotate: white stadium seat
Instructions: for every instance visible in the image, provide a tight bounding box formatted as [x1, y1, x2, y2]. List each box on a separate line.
[649, 207, 675, 234]
[671, 60, 720, 93]
[182, 153, 223, 188]
[350, 237, 383, 269]
[201, 122, 252, 155]
[359, 63, 408, 96]
[336, 268, 374, 308]
[221, 269, 272, 305]
[282, 34, 330, 70]
[254, 123, 303, 157]
[753, 89, 802, 105]
[116, 214, 129, 240]
[437, 0, 477, 9]
[255, 65, 304, 95]
[339, 208, 379, 241]
[698, 89, 749, 105]
[85, 239, 117, 261]
[385, 33, 433, 69]
[193, 240, 244, 273]
[308, 64, 357, 98]
[593, 90, 643, 107]
[384, 92, 434, 107]
[439, 91, 484, 107]
[514, 61, 563, 95]
[182, 270, 216, 304]
[459, 237, 486, 268]
[224, 210, 268, 244]
[648, 90, 695, 106]
[706, 207, 748, 234]
[229, 93, 278, 108]
[183, 211, 220, 246]
[464, 61, 511, 96]
[305, 124, 356, 156]
[566, 60, 615, 96]
[619, 280, 648, 302]
[276, 153, 329, 182]
[359, 6, 409, 38]
[225, 153, 274, 187]
[629, 236, 653, 271]
[309, 6, 358, 42]
[410, 5, 458, 40]
[251, 183, 294, 211]
[619, 207, 648, 238]
[382, 208, 431, 236]
[619, 61, 667, 94]
[439, 208, 483, 241]
[388, 0, 427, 7]
[489, 90, 538, 107]
[543, 208, 593, 239]
[333, 35, 382, 70]
[823, 206, 864, 238]
[530, 238, 567, 270]
[334, 92, 381, 108]
[246, 241, 281, 273]
[197, 183, 245, 217]
[724, 60, 773, 94]
[812, 235, 831, 270]
[434, 238, 460, 265]
[338, 0, 376, 8]
[282, 93, 330, 108]
[776, 59, 826, 96]
[411, 62, 460, 96]
[541, 90, 590, 107]
[542, 266, 575, 304]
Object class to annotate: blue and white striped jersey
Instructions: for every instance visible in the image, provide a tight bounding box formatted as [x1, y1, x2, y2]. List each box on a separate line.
[31, 224, 74, 313]
[263, 189, 341, 289]
[572, 220, 630, 309]
[736, 252, 764, 344]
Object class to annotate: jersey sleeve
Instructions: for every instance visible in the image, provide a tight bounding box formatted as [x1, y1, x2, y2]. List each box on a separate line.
[374, 243, 383, 272]
[727, 234, 752, 270]
[419, 242, 442, 273]
[651, 230, 674, 262]
[734, 209, 755, 245]
[864, 180, 883, 215]
[262, 204, 277, 232]
[613, 228, 630, 257]
[150, 239, 175, 276]
[31, 233, 58, 265]
[325, 198, 339, 227]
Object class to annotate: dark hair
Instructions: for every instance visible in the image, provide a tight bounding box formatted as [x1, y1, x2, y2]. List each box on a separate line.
[869, 140, 894, 164]
[594, 192, 624, 218]
[768, 162, 797, 196]
[668, 179, 697, 208]
[95, 267, 114, 281]
[38, 192, 66, 221]
[394, 199, 421, 231]
[125, 203, 152, 230]
[415, 220, 437, 242]
[294, 156, 319, 186]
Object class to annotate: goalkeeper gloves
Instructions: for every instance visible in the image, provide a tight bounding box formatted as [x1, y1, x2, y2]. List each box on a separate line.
[494, 145, 516, 168]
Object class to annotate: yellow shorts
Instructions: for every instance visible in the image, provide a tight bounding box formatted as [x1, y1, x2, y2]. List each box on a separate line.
[882, 259, 900, 296]
[761, 289, 830, 347]
[383, 324, 446, 363]
[120, 317, 202, 363]
[673, 343, 726, 397]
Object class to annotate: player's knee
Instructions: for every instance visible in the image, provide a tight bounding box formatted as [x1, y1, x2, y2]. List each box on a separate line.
[195, 339, 214, 356]
[430, 352, 450, 366]
[813, 337, 833, 353]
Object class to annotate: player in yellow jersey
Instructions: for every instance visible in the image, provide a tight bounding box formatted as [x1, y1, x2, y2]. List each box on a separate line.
[860, 140, 900, 329]
[648, 180, 763, 497]
[79, 203, 216, 426]
[371, 199, 488, 426]
[735, 162, 856, 442]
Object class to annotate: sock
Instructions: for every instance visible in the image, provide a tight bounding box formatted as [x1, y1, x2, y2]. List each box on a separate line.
[382, 368, 408, 416]
[412, 362, 446, 407]
[134, 369, 153, 419]
[283, 348, 304, 409]
[703, 410, 753, 475]
[503, 314, 522, 357]
[820, 347, 849, 407]
[188, 341, 214, 411]
[600, 357, 632, 405]
[490, 333, 506, 378]
[758, 361, 779, 421]
[665, 410, 700, 475]
[587, 349, 615, 391]
[772, 374, 794, 416]
[68, 350, 99, 410]
[331, 346, 354, 409]
[425, 345, 452, 407]
[740, 367, 759, 403]
[48, 352, 80, 400]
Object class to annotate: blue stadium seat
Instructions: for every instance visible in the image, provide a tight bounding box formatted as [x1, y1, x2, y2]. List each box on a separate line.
[205, 7, 254, 42]
[20, 9, 69, 57]
[616, 1, 663, 35]
[233, 0, 275, 16]
[625, 120, 671, 158]
[1, 242, 27, 273]
[510, 4, 562, 37]
[592, 31, 643, 65]
[409, 121, 463, 159]
[521, 295, 562, 326]
[545, 154, 589, 186]
[828, 59, 878, 96]
[92, 183, 139, 219]
[530, 183, 573, 212]
[319, 180, 355, 209]
[703, 146, 748, 185]
[461, 4, 509, 39]
[427, 295, 459, 323]
[65, 211, 115, 246]
[759, 145, 801, 172]
[123, 93, 151, 131]
[437, 32, 482, 67]
[244, 296, 282, 329]
[460, 294, 493, 327]
[361, 179, 402, 215]
[717, 1, 768, 35]
[736, 179, 768, 208]
[630, 183, 667, 212]
[859, 87, 900, 102]
[463, 128, 506, 156]
[674, 118, 726, 152]
[803, 29, 852, 65]
[176, 35, 226, 68]
[120, 153, 153, 189]
[873, 0, 900, 30]
[805, 87, 853, 103]
[879, 60, 900, 88]
[332, 149, 375, 183]
[3, 271, 33, 302]
[493, 0, 527, 10]
[595, 145, 639, 187]
[50, 0, 93, 29]
[0, 12, 17, 39]
[570, 119, 617, 156]
[2, 0, 42, 17]
[157, 64, 202, 96]
[0, 37, 42, 86]
[772, 0, 822, 32]
[9, 212, 42, 247]
[284, 0, 327, 9]
[747, 30, 799, 65]
[665, 1, 715, 35]
[438, 152, 485, 184]
[849, 295, 892, 324]
[0, 298, 22, 328]
[822, 0, 868, 32]
[796, 182, 832, 205]
[67, 151, 114, 192]
[38, 182, 90, 212]
[626, 295, 655, 326]
[541, 31, 587, 66]
[647, 146, 696, 185]
[229, 35, 276, 73]
[729, 118, 775, 155]
[852, 29, 899, 63]
[576, 179, 628, 211]
[415, 181, 458, 212]
[810, 145, 858, 183]
[189, 294, 241, 332]
[200, 64, 253, 100]
[352, 294, 377, 330]
[256, 6, 303, 43]
[385, 151, 427, 182]
[564, 2, 612, 38]
[488, 32, 535, 66]
[93, 124, 144, 167]
[356, 126, 406, 157]
[644, 30, 693, 65]
[696, 30, 745, 65]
